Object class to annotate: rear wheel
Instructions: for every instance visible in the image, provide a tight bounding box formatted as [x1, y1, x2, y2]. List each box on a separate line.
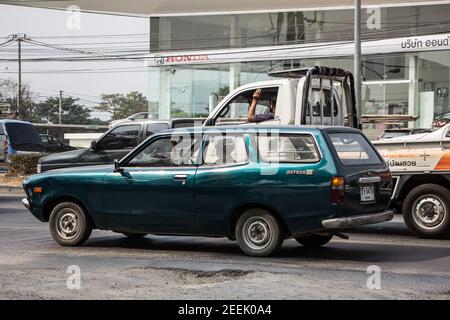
[49, 201, 92, 246]
[403, 184, 450, 238]
[235, 209, 283, 257]
[295, 234, 333, 247]
[122, 232, 147, 239]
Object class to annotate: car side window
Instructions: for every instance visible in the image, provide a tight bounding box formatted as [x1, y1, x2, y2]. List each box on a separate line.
[253, 134, 320, 163]
[215, 87, 278, 125]
[127, 135, 200, 167]
[202, 134, 248, 166]
[146, 123, 170, 137]
[134, 113, 148, 120]
[97, 124, 140, 151]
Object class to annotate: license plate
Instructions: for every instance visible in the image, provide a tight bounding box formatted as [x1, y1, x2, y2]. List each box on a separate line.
[360, 185, 375, 202]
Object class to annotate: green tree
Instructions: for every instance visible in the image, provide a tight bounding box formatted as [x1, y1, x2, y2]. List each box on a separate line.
[212, 85, 230, 99]
[96, 91, 148, 120]
[32, 96, 94, 125]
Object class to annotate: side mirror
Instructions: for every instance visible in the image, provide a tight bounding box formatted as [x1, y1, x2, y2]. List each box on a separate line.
[114, 159, 123, 173]
[90, 140, 98, 151]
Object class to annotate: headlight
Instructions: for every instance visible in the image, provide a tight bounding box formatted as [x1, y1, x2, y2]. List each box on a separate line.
[36, 163, 41, 174]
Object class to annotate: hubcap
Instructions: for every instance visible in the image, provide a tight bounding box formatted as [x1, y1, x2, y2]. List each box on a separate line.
[413, 196, 446, 230]
[242, 217, 272, 251]
[56, 210, 80, 240]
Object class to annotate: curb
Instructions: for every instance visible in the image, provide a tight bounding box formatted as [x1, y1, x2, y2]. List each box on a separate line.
[0, 185, 25, 195]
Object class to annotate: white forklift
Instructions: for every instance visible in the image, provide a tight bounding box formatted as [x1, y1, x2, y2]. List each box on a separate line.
[374, 124, 450, 238]
[204, 66, 358, 128]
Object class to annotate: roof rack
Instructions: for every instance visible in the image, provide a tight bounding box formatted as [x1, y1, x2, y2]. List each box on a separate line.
[268, 66, 350, 79]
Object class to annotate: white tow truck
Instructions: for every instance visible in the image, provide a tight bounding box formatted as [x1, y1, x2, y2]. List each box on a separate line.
[204, 66, 358, 128]
[373, 124, 450, 238]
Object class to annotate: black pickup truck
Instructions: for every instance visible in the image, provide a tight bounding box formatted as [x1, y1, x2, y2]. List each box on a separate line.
[37, 118, 204, 173]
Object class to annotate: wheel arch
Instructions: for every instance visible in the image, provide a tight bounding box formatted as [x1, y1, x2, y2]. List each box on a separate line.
[396, 174, 450, 203]
[42, 195, 96, 228]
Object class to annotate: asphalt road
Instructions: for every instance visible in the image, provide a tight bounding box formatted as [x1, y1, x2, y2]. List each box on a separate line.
[0, 194, 449, 299]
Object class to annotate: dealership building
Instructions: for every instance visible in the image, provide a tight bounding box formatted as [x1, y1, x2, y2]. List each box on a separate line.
[16, 0, 450, 134]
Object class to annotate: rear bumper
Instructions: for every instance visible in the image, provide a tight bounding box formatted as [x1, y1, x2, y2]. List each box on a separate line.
[322, 210, 394, 229]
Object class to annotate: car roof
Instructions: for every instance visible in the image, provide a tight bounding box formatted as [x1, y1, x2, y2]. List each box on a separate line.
[0, 119, 33, 125]
[119, 118, 205, 126]
[154, 124, 360, 136]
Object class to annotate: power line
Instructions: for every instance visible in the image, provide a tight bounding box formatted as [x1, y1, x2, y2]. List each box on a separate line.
[23, 38, 143, 63]
[0, 39, 14, 48]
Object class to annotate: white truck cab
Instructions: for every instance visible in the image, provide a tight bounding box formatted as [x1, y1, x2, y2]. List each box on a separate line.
[204, 66, 358, 128]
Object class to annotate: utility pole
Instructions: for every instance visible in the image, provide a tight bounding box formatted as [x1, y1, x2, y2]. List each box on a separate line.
[354, 0, 362, 129]
[59, 90, 63, 141]
[9, 34, 30, 116]
[18, 38, 21, 115]
[59, 90, 63, 124]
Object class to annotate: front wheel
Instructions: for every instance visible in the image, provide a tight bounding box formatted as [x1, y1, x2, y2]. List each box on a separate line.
[235, 209, 283, 257]
[49, 201, 92, 246]
[403, 184, 450, 238]
[295, 234, 333, 247]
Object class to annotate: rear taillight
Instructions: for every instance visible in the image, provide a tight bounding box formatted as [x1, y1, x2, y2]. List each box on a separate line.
[331, 176, 345, 204]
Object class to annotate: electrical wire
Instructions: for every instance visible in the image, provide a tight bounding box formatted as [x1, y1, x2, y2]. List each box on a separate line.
[0, 39, 14, 48]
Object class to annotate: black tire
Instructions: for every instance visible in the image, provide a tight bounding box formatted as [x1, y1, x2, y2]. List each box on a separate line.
[402, 184, 450, 238]
[122, 232, 147, 239]
[49, 201, 92, 246]
[235, 209, 283, 257]
[295, 234, 333, 247]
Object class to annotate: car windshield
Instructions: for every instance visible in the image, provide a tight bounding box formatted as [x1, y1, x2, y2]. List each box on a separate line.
[5, 122, 43, 151]
[381, 131, 409, 139]
[329, 132, 382, 166]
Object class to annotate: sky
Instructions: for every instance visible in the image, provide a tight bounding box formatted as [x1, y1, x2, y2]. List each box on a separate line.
[0, 4, 149, 120]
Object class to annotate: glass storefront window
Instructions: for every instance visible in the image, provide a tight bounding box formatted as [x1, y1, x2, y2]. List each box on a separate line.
[150, 4, 450, 52]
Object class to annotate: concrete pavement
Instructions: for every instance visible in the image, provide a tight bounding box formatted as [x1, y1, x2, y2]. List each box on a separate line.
[0, 194, 449, 299]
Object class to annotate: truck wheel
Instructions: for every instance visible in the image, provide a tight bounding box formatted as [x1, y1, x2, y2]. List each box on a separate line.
[122, 232, 147, 239]
[49, 201, 92, 246]
[235, 209, 283, 257]
[403, 184, 450, 238]
[295, 234, 333, 247]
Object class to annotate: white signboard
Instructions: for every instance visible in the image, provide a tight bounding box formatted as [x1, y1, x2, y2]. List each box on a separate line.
[145, 33, 450, 67]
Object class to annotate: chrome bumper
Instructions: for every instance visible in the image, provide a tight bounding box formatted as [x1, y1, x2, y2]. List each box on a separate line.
[322, 210, 394, 229]
[21, 198, 30, 210]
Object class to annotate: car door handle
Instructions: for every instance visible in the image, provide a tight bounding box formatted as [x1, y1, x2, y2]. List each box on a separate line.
[174, 174, 188, 181]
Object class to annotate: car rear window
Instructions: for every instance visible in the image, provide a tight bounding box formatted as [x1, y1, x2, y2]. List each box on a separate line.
[4, 122, 43, 151]
[146, 123, 170, 137]
[173, 121, 201, 129]
[329, 132, 382, 166]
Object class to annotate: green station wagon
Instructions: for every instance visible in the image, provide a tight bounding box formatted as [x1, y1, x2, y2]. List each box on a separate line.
[22, 126, 394, 256]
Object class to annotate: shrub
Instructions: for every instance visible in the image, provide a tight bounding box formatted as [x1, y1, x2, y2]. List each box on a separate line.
[6, 153, 46, 177]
